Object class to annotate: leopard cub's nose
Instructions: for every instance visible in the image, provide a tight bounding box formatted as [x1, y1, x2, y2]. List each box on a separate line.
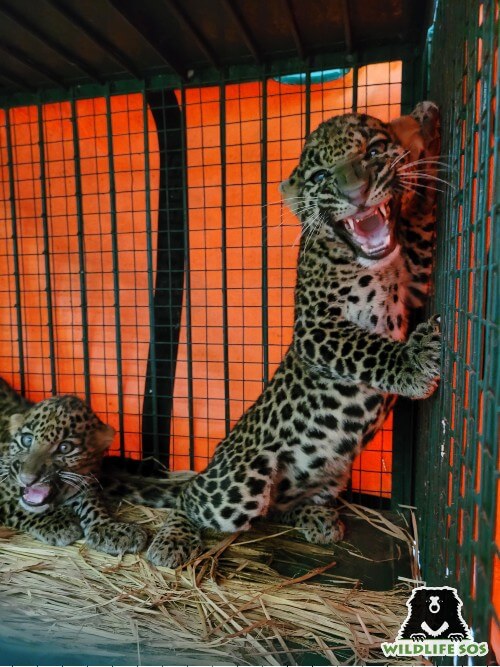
[19, 471, 38, 486]
[333, 157, 371, 205]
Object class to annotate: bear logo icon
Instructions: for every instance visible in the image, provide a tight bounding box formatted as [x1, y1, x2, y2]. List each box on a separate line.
[397, 586, 472, 642]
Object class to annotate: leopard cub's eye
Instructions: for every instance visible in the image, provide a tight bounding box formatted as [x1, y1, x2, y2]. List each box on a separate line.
[21, 433, 33, 447]
[310, 169, 328, 184]
[366, 140, 389, 159]
[58, 441, 74, 454]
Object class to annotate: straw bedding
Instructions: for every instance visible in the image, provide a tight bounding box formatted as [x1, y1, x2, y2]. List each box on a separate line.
[0, 500, 425, 665]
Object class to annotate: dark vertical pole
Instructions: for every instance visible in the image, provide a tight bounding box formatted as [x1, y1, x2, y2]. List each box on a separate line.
[141, 89, 187, 464]
[5, 110, 25, 394]
[105, 91, 125, 456]
[37, 102, 57, 395]
[70, 98, 91, 403]
[179, 85, 195, 469]
[142, 90, 159, 460]
[219, 81, 231, 435]
[260, 74, 269, 386]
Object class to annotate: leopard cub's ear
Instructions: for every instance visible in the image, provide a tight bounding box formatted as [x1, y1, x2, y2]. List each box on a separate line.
[9, 413, 25, 436]
[389, 114, 425, 162]
[280, 166, 303, 215]
[93, 421, 116, 452]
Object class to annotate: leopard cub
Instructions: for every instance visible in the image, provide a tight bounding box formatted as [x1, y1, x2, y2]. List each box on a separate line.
[0, 377, 146, 555]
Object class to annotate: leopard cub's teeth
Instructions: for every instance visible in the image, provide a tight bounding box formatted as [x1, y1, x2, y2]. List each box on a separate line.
[345, 218, 355, 230]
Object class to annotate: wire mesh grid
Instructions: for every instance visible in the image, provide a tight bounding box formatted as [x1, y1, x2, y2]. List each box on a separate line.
[0, 61, 403, 503]
[416, 0, 498, 656]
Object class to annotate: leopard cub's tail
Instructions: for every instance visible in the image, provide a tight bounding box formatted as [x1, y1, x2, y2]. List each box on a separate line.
[100, 455, 194, 508]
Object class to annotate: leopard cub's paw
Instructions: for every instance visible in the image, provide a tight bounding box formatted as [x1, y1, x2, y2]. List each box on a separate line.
[85, 521, 148, 556]
[297, 507, 345, 545]
[404, 315, 441, 398]
[146, 529, 202, 568]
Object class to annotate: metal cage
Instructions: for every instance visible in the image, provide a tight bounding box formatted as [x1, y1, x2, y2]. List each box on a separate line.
[415, 0, 499, 655]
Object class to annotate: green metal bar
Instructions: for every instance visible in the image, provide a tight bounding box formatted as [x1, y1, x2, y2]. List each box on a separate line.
[0, 42, 65, 88]
[69, 97, 91, 403]
[4, 109, 25, 394]
[453, 0, 476, 613]
[470, 0, 499, 636]
[45, 0, 142, 80]
[179, 84, 195, 469]
[219, 81, 231, 435]
[105, 91, 125, 456]
[0, 66, 32, 93]
[142, 88, 160, 460]
[351, 62, 358, 112]
[0, 43, 419, 110]
[260, 73, 269, 387]
[0, 3, 102, 84]
[37, 101, 57, 395]
[304, 63, 311, 137]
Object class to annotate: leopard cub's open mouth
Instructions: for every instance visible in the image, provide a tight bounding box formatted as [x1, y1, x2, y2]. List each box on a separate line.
[20, 482, 54, 513]
[342, 198, 396, 259]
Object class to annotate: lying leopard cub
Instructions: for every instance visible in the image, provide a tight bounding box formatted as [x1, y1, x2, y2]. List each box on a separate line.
[0, 378, 147, 555]
[104, 102, 442, 568]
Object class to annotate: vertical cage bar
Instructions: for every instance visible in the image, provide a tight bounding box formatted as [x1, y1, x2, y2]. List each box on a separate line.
[260, 73, 269, 386]
[4, 109, 25, 394]
[304, 63, 311, 137]
[351, 62, 358, 112]
[180, 84, 195, 469]
[142, 88, 160, 460]
[219, 81, 231, 435]
[37, 102, 57, 395]
[70, 98, 91, 403]
[105, 91, 125, 456]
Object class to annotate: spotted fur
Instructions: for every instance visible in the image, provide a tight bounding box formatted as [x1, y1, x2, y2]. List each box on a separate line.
[0, 378, 147, 555]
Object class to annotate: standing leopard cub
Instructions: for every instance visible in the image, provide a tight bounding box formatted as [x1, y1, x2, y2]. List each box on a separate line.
[106, 102, 442, 568]
[0, 378, 147, 555]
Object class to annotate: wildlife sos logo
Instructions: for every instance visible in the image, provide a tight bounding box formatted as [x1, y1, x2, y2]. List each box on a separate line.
[382, 586, 489, 658]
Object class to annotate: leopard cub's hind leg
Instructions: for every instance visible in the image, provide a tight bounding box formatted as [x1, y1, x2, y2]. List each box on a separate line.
[146, 509, 202, 568]
[277, 504, 345, 545]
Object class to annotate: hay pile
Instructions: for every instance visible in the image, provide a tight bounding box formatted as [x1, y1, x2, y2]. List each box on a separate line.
[0, 501, 424, 665]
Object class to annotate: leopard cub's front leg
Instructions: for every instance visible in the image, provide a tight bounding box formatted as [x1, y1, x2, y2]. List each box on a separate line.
[295, 313, 441, 399]
[277, 505, 345, 545]
[17, 506, 83, 547]
[71, 490, 148, 556]
[146, 509, 202, 568]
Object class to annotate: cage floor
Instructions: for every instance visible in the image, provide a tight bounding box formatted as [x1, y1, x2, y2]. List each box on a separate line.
[0, 502, 417, 666]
